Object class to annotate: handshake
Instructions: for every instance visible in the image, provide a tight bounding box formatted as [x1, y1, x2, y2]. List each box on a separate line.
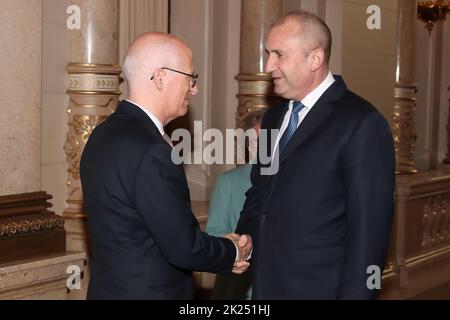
[224, 233, 253, 274]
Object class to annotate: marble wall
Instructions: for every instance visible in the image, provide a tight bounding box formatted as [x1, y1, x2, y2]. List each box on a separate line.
[41, 0, 70, 216]
[0, 0, 42, 195]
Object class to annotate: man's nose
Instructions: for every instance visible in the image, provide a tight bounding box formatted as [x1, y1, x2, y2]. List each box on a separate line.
[265, 55, 276, 73]
[190, 84, 198, 95]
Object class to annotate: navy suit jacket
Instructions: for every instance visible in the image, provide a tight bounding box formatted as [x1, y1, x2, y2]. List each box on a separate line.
[80, 100, 236, 299]
[236, 76, 395, 299]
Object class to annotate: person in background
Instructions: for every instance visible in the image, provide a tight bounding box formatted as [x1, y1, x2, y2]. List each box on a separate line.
[206, 108, 266, 300]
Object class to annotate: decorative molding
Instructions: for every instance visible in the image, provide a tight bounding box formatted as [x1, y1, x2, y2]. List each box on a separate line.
[0, 192, 52, 218]
[68, 74, 120, 94]
[0, 214, 64, 239]
[393, 83, 419, 174]
[393, 0, 419, 175]
[0, 191, 66, 264]
[422, 194, 450, 248]
[406, 245, 450, 269]
[64, 115, 108, 180]
[235, 74, 280, 124]
[238, 80, 274, 96]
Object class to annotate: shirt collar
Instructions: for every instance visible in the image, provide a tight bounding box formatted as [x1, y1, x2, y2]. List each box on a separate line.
[296, 72, 335, 110]
[125, 99, 165, 136]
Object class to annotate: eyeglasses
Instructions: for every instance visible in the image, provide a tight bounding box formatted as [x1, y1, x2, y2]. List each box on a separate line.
[151, 67, 199, 88]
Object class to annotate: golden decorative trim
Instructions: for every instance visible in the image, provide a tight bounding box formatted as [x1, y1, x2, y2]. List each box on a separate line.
[381, 264, 398, 281]
[66, 63, 122, 75]
[0, 214, 65, 239]
[237, 94, 280, 98]
[63, 212, 87, 221]
[405, 245, 450, 269]
[67, 63, 121, 68]
[238, 102, 269, 114]
[68, 74, 120, 93]
[239, 81, 274, 96]
[422, 194, 450, 248]
[393, 83, 418, 174]
[235, 73, 272, 81]
[64, 115, 108, 179]
[394, 87, 417, 101]
[394, 81, 418, 89]
[67, 90, 122, 95]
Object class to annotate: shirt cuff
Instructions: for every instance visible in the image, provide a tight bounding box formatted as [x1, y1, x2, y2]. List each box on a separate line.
[231, 240, 240, 262]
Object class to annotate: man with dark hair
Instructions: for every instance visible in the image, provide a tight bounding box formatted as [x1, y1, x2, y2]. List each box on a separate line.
[236, 11, 395, 299]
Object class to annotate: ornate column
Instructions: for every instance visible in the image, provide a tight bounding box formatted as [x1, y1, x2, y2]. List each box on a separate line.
[444, 87, 450, 164]
[236, 0, 283, 128]
[393, 0, 419, 174]
[63, 0, 121, 253]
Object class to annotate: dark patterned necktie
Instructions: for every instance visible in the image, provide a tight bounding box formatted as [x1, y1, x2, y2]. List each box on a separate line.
[278, 101, 305, 154]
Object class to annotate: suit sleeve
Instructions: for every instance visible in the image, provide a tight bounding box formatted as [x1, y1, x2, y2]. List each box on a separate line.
[236, 106, 278, 238]
[235, 162, 260, 238]
[337, 111, 395, 299]
[134, 143, 236, 273]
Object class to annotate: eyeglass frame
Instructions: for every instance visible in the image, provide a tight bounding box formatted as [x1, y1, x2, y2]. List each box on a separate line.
[151, 67, 199, 88]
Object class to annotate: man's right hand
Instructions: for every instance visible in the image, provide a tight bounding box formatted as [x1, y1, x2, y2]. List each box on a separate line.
[223, 233, 252, 274]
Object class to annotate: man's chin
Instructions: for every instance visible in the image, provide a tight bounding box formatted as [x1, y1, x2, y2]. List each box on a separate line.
[179, 105, 189, 117]
[274, 86, 286, 97]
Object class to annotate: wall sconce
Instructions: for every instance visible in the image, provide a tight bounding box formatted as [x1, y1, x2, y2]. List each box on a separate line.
[418, 0, 450, 34]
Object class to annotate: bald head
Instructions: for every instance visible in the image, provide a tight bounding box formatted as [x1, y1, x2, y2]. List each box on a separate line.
[122, 32, 192, 89]
[272, 11, 332, 64]
[121, 32, 198, 126]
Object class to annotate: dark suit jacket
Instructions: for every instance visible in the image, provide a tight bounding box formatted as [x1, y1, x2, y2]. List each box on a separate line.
[80, 100, 236, 299]
[236, 76, 395, 299]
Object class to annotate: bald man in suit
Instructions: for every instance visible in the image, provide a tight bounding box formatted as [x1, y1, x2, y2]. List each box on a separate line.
[81, 32, 251, 299]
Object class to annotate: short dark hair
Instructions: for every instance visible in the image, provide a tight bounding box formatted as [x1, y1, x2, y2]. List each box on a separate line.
[272, 10, 332, 64]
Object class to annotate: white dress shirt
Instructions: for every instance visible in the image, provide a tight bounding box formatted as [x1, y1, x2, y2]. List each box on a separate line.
[126, 99, 165, 136]
[272, 72, 335, 158]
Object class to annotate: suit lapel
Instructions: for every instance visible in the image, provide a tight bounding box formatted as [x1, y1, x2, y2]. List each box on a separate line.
[278, 101, 334, 164]
[278, 76, 347, 164]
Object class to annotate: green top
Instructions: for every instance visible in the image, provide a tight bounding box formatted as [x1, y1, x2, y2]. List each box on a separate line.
[205, 164, 253, 300]
[206, 164, 252, 237]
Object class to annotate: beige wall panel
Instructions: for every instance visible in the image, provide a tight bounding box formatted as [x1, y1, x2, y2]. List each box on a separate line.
[171, 0, 215, 201]
[41, 0, 70, 215]
[0, 0, 42, 195]
[341, 0, 397, 126]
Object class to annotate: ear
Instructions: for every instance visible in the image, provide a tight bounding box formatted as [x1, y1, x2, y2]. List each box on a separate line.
[310, 48, 325, 72]
[151, 68, 165, 91]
